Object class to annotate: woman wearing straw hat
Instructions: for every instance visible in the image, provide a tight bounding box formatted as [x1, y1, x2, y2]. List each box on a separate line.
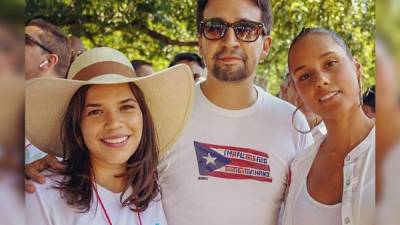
[25, 47, 194, 225]
[282, 28, 375, 225]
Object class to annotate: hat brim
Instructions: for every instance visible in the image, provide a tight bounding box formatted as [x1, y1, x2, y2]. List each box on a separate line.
[26, 64, 194, 157]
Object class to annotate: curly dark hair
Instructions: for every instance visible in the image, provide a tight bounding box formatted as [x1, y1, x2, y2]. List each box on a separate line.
[55, 82, 160, 213]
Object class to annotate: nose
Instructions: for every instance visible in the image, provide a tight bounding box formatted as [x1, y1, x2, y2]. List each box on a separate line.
[315, 72, 330, 89]
[104, 111, 123, 130]
[221, 27, 240, 48]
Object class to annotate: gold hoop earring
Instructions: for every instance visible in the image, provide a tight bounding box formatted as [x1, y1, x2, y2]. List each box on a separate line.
[291, 104, 314, 134]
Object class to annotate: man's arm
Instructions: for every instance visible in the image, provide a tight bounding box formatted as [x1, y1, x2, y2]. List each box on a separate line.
[25, 154, 63, 193]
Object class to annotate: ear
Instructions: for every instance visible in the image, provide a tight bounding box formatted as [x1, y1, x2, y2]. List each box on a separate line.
[352, 57, 362, 80]
[260, 36, 272, 62]
[45, 54, 59, 70]
[279, 84, 286, 99]
[198, 35, 204, 57]
[296, 95, 304, 107]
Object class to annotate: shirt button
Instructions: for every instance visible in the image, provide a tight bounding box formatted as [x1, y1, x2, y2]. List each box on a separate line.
[345, 156, 351, 161]
[346, 179, 351, 186]
[345, 217, 351, 224]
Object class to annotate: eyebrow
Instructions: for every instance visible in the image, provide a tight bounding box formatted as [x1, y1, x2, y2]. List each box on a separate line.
[85, 98, 137, 108]
[293, 51, 337, 74]
[120, 98, 137, 104]
[206, 17, 257, 23]
[320, 51, 336, 58]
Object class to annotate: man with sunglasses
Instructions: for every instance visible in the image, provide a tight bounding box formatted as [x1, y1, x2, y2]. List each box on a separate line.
[158, 1, 312, 225]
[25, 1, 312, 225]
[25, 18, 70, 80]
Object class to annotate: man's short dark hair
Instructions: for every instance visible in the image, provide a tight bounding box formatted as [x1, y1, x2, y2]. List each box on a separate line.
[196, 0, 273, 35]
[363, 85, 375, 111]
[27, 18, 71, 78]
[169, 52, 205, 68]
[130, 60, 152, 70]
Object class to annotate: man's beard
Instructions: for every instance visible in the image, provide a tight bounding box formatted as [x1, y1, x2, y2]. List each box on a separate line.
[211, 48, 250, 82]
[212, 64, 247, 81]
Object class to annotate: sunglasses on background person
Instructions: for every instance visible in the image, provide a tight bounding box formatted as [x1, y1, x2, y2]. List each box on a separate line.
[199, 19, 267, 42]
[25, 33, 53, 54]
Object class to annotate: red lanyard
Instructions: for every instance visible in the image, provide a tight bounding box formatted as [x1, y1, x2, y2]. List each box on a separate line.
[91, 182, 143, 225]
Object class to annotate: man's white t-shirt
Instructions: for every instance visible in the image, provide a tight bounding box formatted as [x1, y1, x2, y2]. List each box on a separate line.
[158, 85, 312, 225]
[25, 173, 167, 225]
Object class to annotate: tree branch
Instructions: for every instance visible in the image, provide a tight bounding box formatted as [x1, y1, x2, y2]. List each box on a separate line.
[141, 26, 198, 47]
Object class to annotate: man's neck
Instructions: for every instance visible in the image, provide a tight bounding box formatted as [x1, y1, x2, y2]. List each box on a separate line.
[91, 158, 127, 193]
[28, 72, 59, 80]
[200, 75, 258, 110]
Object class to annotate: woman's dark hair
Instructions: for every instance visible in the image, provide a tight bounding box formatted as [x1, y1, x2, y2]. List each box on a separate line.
[288, 27, 354, 67]
[55, 82, 160, 213]
[363, 85, 375, 111]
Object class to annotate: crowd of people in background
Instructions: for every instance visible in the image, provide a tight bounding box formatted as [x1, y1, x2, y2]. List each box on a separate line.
[24, 17, 376, 106]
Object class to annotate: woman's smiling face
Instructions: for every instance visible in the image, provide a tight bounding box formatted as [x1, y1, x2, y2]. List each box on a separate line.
[288, 33, 362, 119]
[80, 83, 143, 166]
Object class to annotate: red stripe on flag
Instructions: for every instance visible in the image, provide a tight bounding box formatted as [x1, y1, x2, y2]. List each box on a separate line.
[229, 158, 270, 171]
[198, 142, 269, 157]
[209, 171, 273, 182]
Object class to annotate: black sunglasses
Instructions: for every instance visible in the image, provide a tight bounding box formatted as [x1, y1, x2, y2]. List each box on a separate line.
[25, 33, 53, 54]
[200, 19, 266, 42]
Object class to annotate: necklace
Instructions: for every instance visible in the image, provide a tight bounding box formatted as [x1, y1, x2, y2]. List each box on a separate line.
[91, 181, 143, 225]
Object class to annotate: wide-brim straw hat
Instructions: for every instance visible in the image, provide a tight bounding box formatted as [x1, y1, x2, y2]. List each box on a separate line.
[26, 47, 194, 157]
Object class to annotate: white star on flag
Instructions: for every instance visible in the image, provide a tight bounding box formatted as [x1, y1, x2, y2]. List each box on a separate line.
[203, 153, 217, 165]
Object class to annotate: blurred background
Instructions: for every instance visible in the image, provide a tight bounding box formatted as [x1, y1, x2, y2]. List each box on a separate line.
[25, 0, 375, 94]
[376, 0, 400, 224]
[0, 0, 24, 225]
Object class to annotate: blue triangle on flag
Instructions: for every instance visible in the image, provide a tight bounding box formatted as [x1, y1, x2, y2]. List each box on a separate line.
[194, 141, 231, 176]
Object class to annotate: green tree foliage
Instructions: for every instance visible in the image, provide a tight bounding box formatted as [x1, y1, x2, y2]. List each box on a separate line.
[377, 0, 400, 60]
[26, 0, 375, 94]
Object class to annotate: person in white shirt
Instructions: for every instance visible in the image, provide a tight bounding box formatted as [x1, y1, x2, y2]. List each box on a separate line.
[25, 47, 194, 225]
[282, 28, 375, 225]
[280, 68, 326, 141]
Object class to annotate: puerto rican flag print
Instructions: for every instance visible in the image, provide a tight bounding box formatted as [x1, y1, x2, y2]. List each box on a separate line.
[194, 141, 272, 182]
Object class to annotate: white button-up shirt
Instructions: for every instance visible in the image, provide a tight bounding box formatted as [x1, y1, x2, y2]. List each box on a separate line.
[311, 121, 327, 141]
[282, 128, 375, 225]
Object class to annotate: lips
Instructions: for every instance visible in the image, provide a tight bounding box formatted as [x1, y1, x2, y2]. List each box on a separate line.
[319, 91, 341, 102]
[100, 135, 130, 147]
[217, 55, 242, 62]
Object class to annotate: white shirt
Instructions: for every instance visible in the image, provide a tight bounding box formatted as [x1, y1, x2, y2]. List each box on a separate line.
[159, 85, 312, 225]
[311, 122, 327, 141]
[293, 182, 342, 225]
[25, 173, 168, 225]
[283, 128, 375, 225]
